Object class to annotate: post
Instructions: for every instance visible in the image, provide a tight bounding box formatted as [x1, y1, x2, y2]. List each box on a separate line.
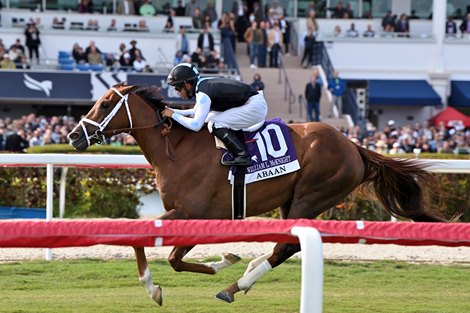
[45, 164, 54, 261]
[291, 226, 323, 313]
[59, 167, 69, 219]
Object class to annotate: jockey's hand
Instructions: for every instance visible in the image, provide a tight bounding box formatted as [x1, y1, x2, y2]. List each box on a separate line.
[162, 108, 174, 118]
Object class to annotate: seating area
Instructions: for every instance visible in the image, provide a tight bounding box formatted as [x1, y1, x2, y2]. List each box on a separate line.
[57, 50, 105, 72]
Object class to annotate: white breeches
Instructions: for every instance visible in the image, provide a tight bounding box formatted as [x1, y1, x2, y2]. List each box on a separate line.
[207, 92, 268, 132]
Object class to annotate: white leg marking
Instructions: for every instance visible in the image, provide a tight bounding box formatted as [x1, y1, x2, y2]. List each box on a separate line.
[204, 253, 241, 273]
[244, 252, 272, 276]
[237, 260, 272, 291]
[139, 267, 159, 299]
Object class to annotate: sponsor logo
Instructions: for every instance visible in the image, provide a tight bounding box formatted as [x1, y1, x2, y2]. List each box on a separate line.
[23, 74, 53, 96]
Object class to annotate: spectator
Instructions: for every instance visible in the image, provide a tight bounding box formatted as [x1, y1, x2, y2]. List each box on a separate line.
[192, 7, 204, 29]
[381, 10, 395, 32]
[306, 1, 316, 17]
[250, 73, 264, 91]
[87, 46, 102, 65]
[328, 70, 346, 117]
[133, 53, 147, 72]
[14, 53, 30, 69]
[85, 41, 102, 62]
[330, 1, 346, 18]
[459, 13, 470, 36]
[77, 0, 93, 13]
[8, 45, 19, 61]
[190, 47, 206, 68]
[24, 22, 41, 64]
[197, 22, 215, 56]
[4, 127, 29, 152]
[185, 0, 200, 17]
[257, 20, 268, 68]
[117, 0, 135, 15]
[244, 20, 262, 69]
[267, 20, 282, 68]
[137, 19, 149, 31]
[105, 52, 119, 70]
[139, 0, 156, 16]
[333, 24, 342, 37]
[203, 1, 218, 29]
[363, 24, 376, 37]
[107, 18, 118, 31]
[175, 26, 189, 55]
[119, 52, 133, 71]
[304, 68, 322, 122]
[0, 53, 16, 69]
[389, 142, 405, 155]
[300, 24, 316, 68]
[278, 13, 290, 55]
[128, 40, 144, 62]
[445, 16, 457, 37]
[395, 13, 409, 37]
[232, 0, 248, 42]
[72, 43, 86, 63]
[252, 1, 264, 23]
[174, 0, 185, 17]
[10, 38, 25, 55]
[164, 9, 175, 32]
[85, 18, 99, 31]
[346, 22, 359, 37]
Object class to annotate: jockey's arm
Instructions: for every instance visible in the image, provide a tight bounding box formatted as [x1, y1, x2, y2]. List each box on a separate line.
[171, 92, 211, 131]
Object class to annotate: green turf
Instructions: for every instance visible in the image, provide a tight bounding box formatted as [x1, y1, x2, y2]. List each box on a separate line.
[0, 258, 468, 313]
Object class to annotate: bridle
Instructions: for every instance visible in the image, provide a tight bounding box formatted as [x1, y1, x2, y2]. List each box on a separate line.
[78, 87, 135, 146]
[76, 87, 175, 160]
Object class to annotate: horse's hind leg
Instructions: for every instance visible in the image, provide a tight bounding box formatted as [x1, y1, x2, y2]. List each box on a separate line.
[169, 246, 241, 274]
[134, 247, 163, 306]
[216, 242, 300, 303]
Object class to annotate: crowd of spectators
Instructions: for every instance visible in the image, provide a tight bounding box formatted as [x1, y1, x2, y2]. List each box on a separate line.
[1, 112, 468, 155]
[341, 119, 470, 155]
[0, 113, 138, 152]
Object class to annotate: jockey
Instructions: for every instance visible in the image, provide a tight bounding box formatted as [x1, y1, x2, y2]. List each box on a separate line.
[163, 63, 268, 166]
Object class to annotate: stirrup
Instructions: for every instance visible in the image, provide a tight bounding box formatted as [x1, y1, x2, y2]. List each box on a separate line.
[220, 152, 251, 167]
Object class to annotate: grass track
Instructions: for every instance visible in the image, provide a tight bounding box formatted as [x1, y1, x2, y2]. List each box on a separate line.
[0, 258, 468, 313]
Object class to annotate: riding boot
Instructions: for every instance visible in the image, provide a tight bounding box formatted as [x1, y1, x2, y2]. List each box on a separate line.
[212, 127, 251, 166]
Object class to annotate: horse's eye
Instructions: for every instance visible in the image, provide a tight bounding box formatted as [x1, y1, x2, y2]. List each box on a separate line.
[100, 101, 110, 110]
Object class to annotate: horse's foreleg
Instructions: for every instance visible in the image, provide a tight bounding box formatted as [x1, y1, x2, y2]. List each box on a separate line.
[216, 243, 300, 303]
[169, 246, 241, 274]
[134, 247, 163, 306]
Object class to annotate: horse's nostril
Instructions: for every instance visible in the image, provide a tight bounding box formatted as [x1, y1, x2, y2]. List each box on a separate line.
[68, 132, 79, 140]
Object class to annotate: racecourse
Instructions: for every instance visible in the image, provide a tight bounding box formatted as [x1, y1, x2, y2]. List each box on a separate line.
[0, 258, 468, 313]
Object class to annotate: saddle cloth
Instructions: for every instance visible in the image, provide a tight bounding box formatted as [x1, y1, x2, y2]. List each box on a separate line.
[225, 118, 300, 184]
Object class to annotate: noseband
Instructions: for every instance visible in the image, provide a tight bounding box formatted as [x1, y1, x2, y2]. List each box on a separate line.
[77, 87, 165, 147]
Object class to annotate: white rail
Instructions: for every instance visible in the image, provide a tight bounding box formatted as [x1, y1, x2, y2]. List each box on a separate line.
[1, 154, 469, 313]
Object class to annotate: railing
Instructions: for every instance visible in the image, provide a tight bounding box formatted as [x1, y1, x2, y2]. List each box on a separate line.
[278, 54, 298, 117]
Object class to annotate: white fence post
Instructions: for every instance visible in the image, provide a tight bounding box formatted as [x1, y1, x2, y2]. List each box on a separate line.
[45, 163, 54, 261]
[291, 226, 323, 313]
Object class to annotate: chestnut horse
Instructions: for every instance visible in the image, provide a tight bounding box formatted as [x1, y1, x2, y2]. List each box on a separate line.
[68, 83, 446, 305]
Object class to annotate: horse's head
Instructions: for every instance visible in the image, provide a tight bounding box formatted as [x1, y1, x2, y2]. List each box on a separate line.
[68, 82, 166, 151]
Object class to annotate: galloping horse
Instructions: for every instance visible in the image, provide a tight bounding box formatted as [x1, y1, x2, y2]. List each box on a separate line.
[68, 83, 446, 305]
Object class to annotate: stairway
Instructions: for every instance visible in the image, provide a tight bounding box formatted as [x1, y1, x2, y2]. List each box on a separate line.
[235, 42, 350, 129]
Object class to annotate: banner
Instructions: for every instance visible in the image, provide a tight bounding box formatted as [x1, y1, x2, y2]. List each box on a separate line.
[0, 71, 92, 100]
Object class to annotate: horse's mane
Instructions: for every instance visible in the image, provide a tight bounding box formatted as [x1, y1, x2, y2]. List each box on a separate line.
[133, 85, 167, 111]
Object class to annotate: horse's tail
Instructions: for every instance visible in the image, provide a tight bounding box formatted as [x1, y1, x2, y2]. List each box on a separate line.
[356, 146, 447, 222]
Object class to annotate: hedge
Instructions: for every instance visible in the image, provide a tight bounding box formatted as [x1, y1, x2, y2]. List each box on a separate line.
[0, 145, 468, 221]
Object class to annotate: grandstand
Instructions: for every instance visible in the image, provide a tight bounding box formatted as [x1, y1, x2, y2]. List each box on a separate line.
[0, 0, 469, 130]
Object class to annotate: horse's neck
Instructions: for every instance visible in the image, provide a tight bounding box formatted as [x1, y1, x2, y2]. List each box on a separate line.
[133, 126, 209, 169]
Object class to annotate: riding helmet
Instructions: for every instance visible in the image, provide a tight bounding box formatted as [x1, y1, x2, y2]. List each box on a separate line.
[166, 63, 200, 87]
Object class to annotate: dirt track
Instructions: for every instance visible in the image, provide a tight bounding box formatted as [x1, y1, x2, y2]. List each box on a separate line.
[1, 242, 469, 265]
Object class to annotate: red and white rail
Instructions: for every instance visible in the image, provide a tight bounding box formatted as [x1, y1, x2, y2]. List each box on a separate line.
[0, 219, 469, 313]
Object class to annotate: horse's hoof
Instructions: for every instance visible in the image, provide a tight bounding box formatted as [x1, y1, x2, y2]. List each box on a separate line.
[151, 285, 163, 306]
[215, 290, 234, 303]
[223, 253, 241, 264]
